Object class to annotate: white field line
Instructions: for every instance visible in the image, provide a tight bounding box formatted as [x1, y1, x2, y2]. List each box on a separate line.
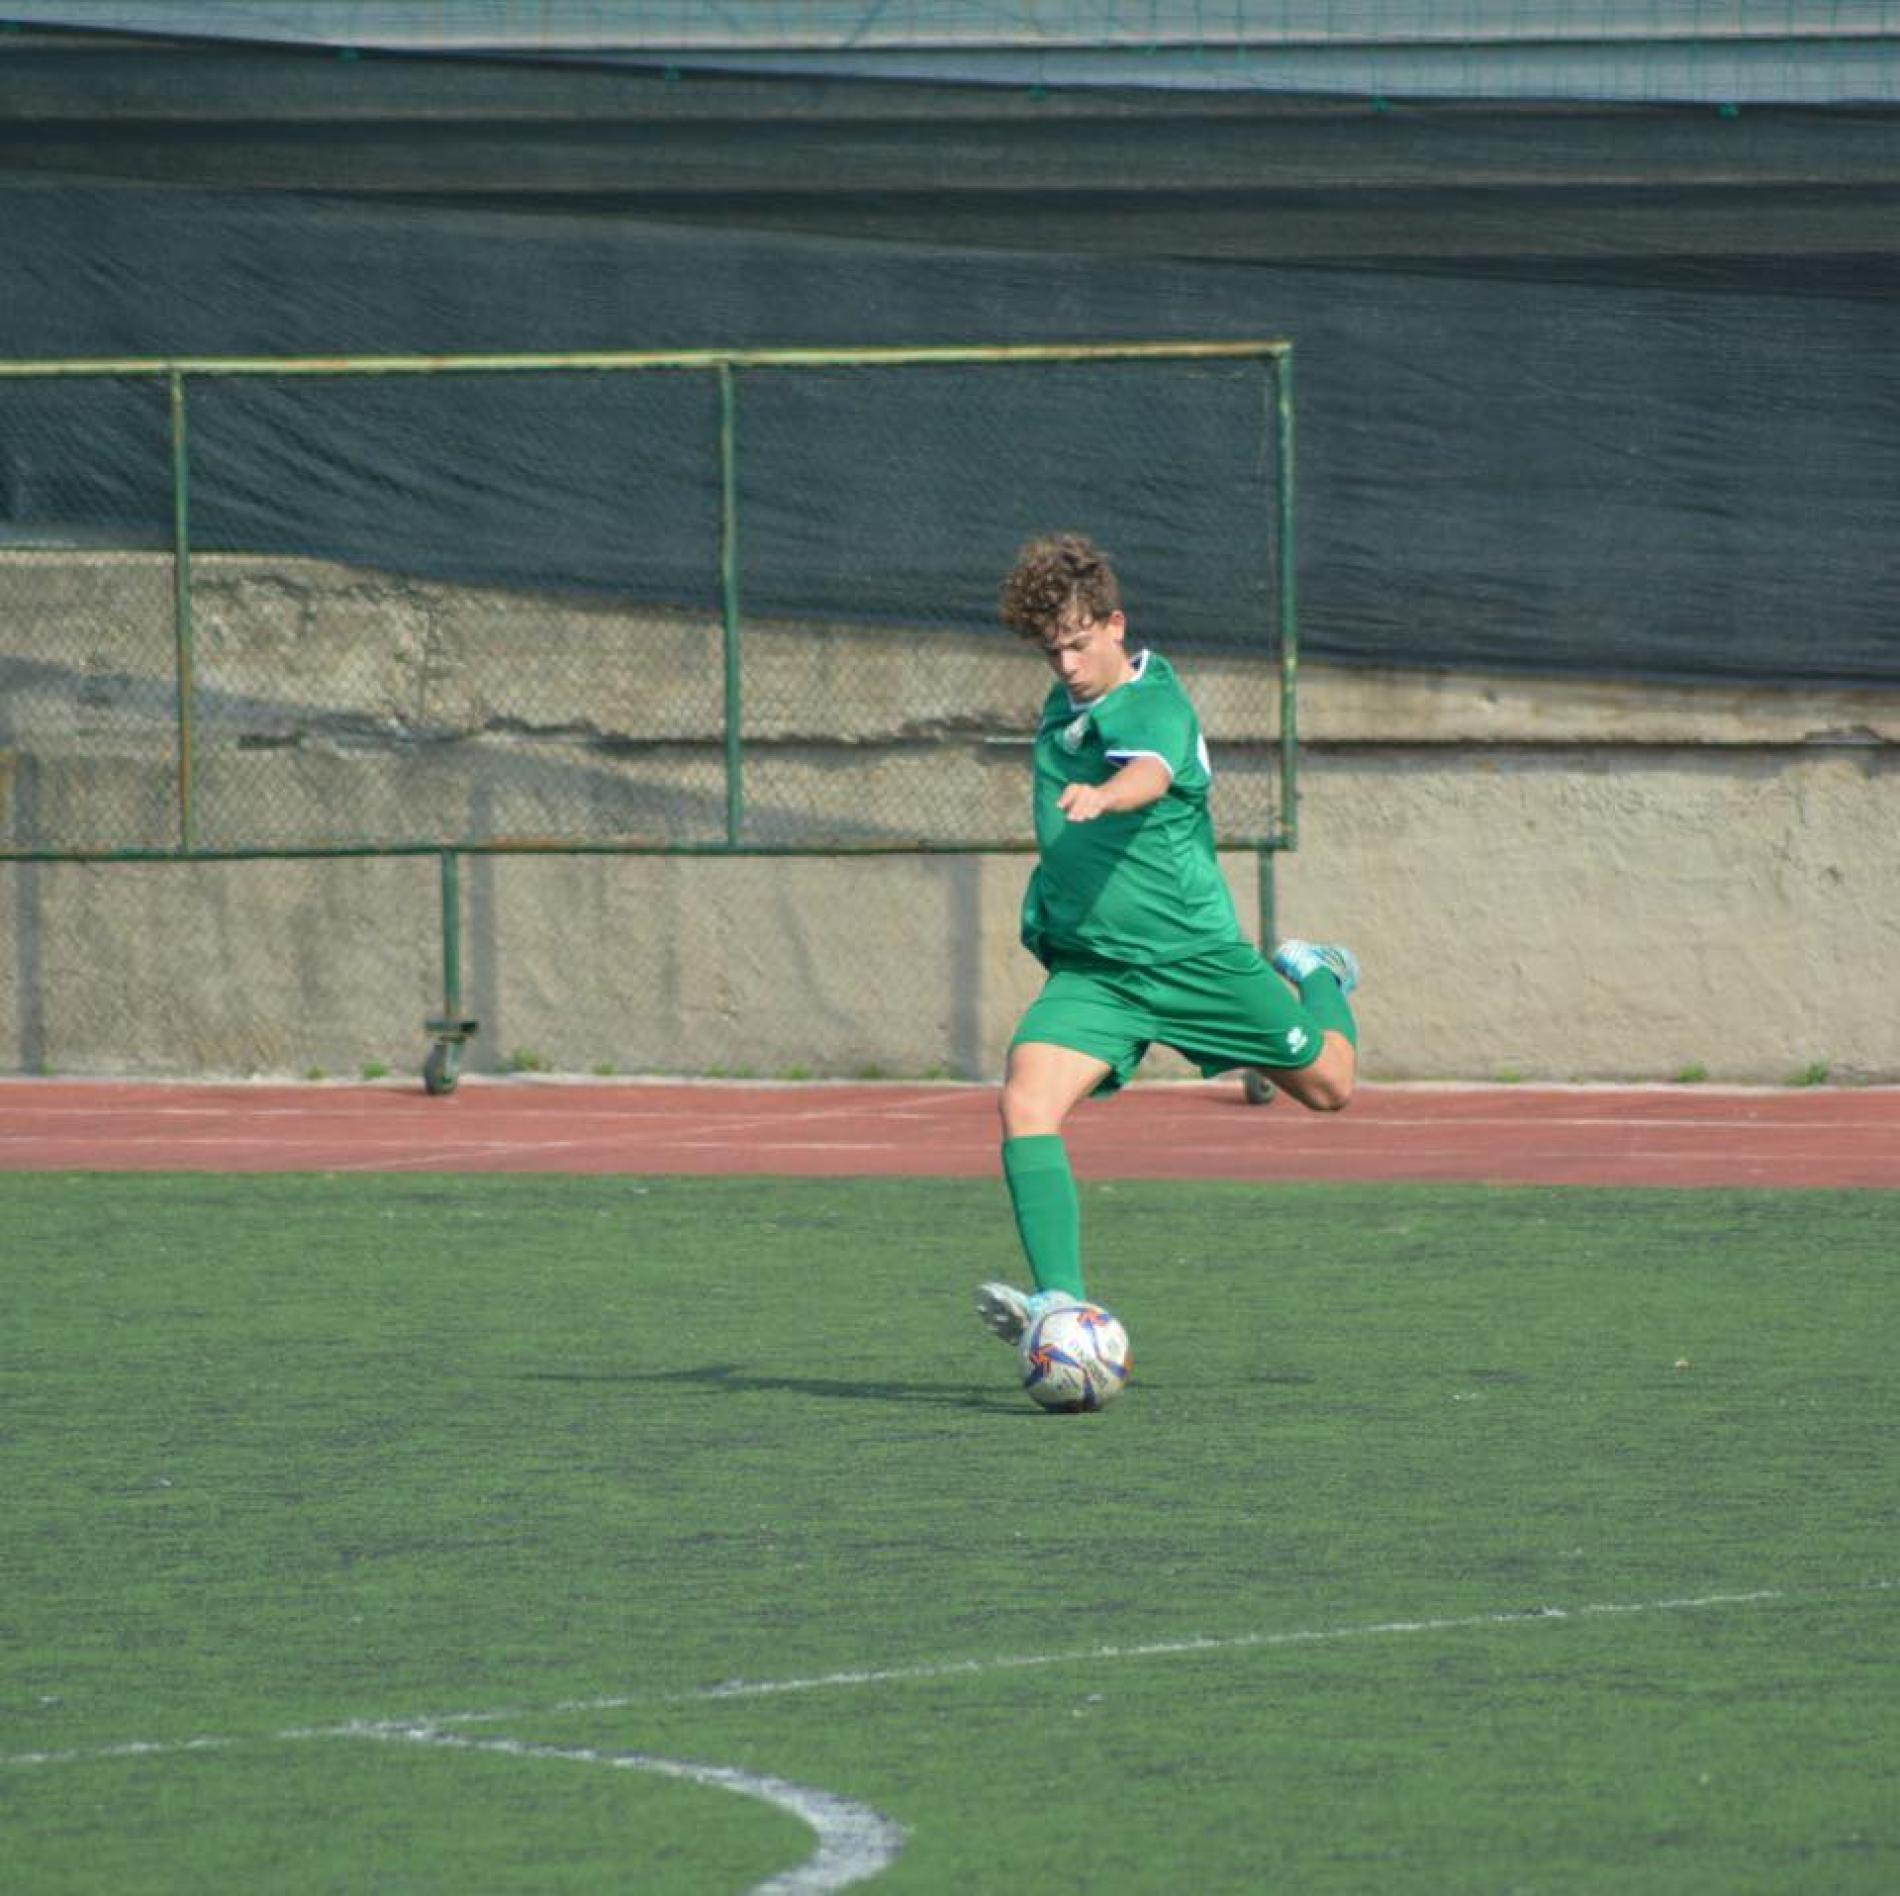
[0, 1100, 1867, 1126]
[530, 1584, 1853, 1718]
[3, 1735, 238, 1766]
[9, 1108, 1882, 1141]
[656, 1142, 916, 1154]
[1124, 1113, 1889, 1135]
[335, 1727, 906, 1895]
[3, 1578, 1892, 1891]
[7, 1726, 906, 1894]
[1122, 1140, 1877, 1163]
[323, 1141, 593, 1172]
[1279, 1118, 1878, 1132]
[617, 1102, 979, 1141]
[13, 1578, 1884, 1776]
[0, 1092, 981, 1126]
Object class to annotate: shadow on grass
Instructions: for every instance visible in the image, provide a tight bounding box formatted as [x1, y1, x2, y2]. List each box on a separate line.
[523, 1364, 1027, 1413]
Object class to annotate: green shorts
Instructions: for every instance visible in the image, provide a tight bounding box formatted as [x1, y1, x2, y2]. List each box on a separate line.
[1011, 941, 1324, 1096]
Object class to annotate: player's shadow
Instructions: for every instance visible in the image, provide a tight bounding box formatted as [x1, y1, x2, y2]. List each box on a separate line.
[523, 1365, 1026, 1414]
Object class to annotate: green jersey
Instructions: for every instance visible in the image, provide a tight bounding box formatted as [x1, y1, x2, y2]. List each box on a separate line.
[1020, 649, 1244, 967]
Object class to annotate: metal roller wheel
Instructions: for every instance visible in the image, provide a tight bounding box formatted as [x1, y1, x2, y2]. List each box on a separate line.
[423, 1040, 461, 1097]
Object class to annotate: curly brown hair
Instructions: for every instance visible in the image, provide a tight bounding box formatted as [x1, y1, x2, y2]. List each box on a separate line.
[998, 533, 1122, 640]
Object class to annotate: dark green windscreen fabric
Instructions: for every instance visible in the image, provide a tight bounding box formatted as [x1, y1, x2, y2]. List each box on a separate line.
[2, 39, 1897, 685]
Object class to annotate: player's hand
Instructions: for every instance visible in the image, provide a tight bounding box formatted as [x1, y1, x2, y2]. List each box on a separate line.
[1058, 782, 1114, 822]
[1058, 757, 1168, 823]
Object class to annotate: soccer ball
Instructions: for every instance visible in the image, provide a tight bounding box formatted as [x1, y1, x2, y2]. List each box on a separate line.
[1019, 1301, 1132, 1412]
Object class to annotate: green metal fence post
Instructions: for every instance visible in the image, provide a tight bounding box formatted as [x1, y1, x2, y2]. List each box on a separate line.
[718, 362, 744, 847]
[1275, 346, 1300, 856]
[440, 849, 464, 1021]
[1240, 348, 1300, 1110]
[1240, 840, 1286, 1108]
[167, 370, 198, 853]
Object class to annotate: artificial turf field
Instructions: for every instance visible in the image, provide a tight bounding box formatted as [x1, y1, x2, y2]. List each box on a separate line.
[4, 1173, 1895, 1892]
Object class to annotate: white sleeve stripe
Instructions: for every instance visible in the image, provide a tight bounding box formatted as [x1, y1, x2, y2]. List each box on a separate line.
[1104, 747, 1176, 781]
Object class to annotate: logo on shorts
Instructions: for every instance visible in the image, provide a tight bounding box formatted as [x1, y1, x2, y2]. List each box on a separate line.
[1284, 1027, 1308, 1053]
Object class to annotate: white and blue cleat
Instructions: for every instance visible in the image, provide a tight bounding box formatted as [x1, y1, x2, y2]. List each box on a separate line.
[1270, 938, 1361, 995]
[973, 1282, 1078, 1346]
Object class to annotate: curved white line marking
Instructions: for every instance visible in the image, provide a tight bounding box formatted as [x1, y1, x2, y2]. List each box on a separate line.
[351, 1725, 905, 1895]
[6, 1582, 1891, 1884]
[3, 1721, 904, 1895]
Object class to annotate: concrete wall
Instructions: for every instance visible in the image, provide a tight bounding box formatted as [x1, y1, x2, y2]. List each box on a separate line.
[3, 552, 1896, 1084]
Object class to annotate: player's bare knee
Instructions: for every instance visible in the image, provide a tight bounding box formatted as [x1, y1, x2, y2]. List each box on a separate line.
[999, 1082, 1053, 1140]
[1277, 1048, 1355, 1112]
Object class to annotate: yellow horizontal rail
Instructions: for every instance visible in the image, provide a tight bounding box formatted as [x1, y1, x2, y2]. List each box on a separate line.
[0, 340, 1288, 379]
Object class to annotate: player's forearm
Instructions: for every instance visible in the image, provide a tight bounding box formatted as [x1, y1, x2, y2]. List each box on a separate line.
[1098, 756, 1172, 812]
[1059, 755, 1172, 821]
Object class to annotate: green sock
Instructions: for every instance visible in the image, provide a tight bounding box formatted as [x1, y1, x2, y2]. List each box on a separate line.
[1002, 1134, 1085, 1300]
[1297, 969, 1359, 1048]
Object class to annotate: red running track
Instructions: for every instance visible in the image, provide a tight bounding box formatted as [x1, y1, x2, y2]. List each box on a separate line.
[1, 1078, 1896, 1188]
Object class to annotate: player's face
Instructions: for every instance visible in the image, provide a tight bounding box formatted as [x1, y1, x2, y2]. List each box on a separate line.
[1040, 609, 1131, 703]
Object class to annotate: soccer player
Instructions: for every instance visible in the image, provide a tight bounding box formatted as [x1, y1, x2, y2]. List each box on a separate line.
[975, 533, 1362, 1345]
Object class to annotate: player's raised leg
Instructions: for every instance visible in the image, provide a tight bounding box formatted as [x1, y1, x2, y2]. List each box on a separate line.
[1265, 940, 1360, 1113]
[974, 1040, 1110, 1343]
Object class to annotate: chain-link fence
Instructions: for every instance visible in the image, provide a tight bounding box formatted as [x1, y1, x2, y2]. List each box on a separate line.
[0, 343, 1295, 1083]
